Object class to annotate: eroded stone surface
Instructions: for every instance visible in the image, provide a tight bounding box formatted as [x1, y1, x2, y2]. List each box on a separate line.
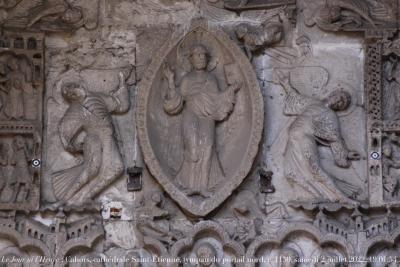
[0, 0, 400, 266]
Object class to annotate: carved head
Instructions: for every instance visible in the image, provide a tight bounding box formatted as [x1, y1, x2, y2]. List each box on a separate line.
[62, 6, 83, 24]
[150, 191, 163, 206]
[7, 56, 19, 71]
[383, 143, 393, 157]
[13, 135, 25, 150]
[196, 243, 216, 267]
[235, 25, 248, 39]
[61, 81, 87, 103]
[279, 248, 299, 267]
[327, 90, 351, 111]
[265, 23, 283, 44]
[190, 45, 209, 71]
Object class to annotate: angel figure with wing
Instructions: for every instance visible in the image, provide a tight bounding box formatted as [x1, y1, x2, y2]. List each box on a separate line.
[276, 70, 363, 203]
[52, 72, 129, 206]
[162, 44, 242, 198]
[305, 0, 389, 31]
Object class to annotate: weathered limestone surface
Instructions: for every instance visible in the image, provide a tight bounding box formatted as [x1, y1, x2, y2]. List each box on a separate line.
[0, 0, 400, 266]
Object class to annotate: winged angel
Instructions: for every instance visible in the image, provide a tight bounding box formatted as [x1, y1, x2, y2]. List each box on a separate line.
[304, 0, 394, 31]
[276, 70, 364, 203]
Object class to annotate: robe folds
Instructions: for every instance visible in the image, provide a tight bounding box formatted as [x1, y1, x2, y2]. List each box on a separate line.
[164, 72, 236, 197]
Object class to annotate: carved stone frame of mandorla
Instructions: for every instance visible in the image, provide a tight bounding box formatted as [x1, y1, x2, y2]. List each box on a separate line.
[136, 19, 264, 217]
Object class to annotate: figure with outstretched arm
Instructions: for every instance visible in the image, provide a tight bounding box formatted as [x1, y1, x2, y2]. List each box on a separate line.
[52, 72, 130, 206]
[161, 44, 241, 198]
[275, 70, 363, 203]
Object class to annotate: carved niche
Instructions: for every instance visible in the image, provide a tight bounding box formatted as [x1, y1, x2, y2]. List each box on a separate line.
[246, 221, 354, 267]
[366, 39, 400, 207]
[137, 19, 264, 217]
[170, 221, 245, 267]
[0, 32, 43, 211]
[0, 211, 104, 266]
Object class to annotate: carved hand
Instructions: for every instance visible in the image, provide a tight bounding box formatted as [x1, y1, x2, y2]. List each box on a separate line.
[163, 64, 175, 86]
[229, 80, 243, 93]
[118, 71, 125, 86]
[347, 151, 361, 161]
[336, 158, 350, 168]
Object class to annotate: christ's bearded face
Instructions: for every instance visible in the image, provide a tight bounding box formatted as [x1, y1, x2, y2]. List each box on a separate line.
[190, 46, 208, 71]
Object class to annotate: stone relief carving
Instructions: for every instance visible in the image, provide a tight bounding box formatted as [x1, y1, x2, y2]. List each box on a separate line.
[204, 0, 296, 22]
[246, 220, 354, 267]
[50, 71, 130, 207]
[137, 19, 264, 217]
[170, 221, 245, 267]
[0, 0, 100, 32]
[134, 191, 182, 246]
[274, 69, 364, 204]
[235, 21, 283, 60]
[3, 0, 400, 265]
[0, 32, 43, 211]
[311, 207, 400, 266]
[0, 210, 104, 266]
[366, 38, 400, 206]
[162, 47, 242, 198]
[303, 0, 397, 32]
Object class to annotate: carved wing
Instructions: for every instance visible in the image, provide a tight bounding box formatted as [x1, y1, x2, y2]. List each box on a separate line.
[283, 92, 314, 116]
[366, 0, 393, 22]
[59, 103, 85, 153]
[312, 109, 340, 143]
[4, 0, 44, 16]
[333, 0, 376, 26]
[3, 0, 44, 27]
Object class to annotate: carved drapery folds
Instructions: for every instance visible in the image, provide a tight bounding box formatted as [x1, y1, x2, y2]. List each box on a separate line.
[50, 72, 130, 207]
[5, 0, 400, 264]
[137, 20, 264, 217]
[303, 0, 397, 35]
[0, 0, 100, 32]
[0, 32, 43, 211]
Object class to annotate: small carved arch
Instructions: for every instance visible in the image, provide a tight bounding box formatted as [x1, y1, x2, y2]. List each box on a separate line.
[56, 229, 104, 259]
[27, 38, 37, 50]
[13, 37, 24, 49]
[246, 224, 354, 267]
[0, 38, 10, 48]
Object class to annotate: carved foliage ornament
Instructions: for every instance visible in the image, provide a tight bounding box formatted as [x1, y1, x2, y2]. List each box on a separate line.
[137, 20, 264, 217]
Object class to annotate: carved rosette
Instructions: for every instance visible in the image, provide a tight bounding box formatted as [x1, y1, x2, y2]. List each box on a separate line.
[137, 19, 264, 217]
